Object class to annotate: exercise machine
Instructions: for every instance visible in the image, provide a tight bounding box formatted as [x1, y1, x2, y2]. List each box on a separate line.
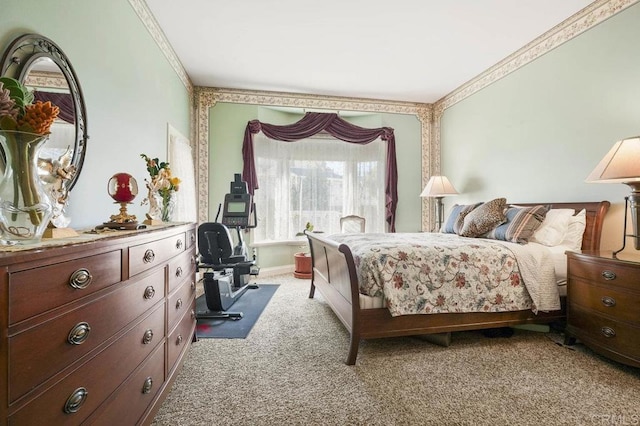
[196, 174, 259, 320]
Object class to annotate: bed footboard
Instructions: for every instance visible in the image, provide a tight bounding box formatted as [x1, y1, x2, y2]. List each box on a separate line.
[306, 232, 362, 364]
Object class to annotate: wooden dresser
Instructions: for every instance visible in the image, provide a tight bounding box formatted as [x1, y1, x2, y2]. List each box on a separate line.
[565, 250, 640, 368]
[0, 223, 197, 425]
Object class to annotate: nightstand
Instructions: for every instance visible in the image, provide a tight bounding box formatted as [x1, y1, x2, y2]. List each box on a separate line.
[565, 251, 640, 368]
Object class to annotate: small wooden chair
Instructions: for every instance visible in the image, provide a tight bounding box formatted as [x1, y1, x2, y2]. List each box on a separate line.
[340, 215, 366, 233]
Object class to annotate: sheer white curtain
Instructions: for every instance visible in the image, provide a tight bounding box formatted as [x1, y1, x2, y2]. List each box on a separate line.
[252, 133, 386, 242]
[168, 124, 197, 222]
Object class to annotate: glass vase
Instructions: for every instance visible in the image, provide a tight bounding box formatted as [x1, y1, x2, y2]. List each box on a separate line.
[0, 130, 54, 244]
[160, 190, 176, 222]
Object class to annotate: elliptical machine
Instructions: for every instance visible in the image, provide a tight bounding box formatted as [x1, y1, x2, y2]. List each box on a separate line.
[195, 174, 259, 320]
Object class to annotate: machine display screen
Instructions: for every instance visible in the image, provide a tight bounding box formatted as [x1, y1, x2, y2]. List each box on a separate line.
[226, 201, 248, 214]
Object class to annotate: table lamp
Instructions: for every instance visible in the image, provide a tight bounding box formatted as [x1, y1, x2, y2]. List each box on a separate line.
[420, 175, 459, 231]
[586, 136, 640, 254]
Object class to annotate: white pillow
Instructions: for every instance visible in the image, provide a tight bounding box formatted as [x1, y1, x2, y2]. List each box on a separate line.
[560, 209, 587, 251]
[531, 208, 575, 247]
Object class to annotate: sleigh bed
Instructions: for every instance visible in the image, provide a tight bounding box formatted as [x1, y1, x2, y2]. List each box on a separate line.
[307, 201, 610, 365]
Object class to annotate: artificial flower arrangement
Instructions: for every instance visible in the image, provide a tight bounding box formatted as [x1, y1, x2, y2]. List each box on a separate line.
[140, 154, 181, 222]
[0, 77, 59, 134]
[0, 76, 60, 235]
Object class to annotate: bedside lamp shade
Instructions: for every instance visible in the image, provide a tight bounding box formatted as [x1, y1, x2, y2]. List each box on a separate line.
[420, 176, 459, 198]
[421, 176, 459, 231]
[586, 136, 640, 252]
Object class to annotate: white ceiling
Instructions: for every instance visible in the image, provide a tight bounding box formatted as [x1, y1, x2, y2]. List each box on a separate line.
[145, 0, 593, 103]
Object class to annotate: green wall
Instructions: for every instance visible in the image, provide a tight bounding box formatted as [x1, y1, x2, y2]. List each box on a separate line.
[0, 1, 191, 228]
[440, 3, 640, 251]
[208, 103, 422, 268]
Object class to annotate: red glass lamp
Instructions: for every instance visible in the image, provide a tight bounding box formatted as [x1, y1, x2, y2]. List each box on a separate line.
[104, 172, 139, 229]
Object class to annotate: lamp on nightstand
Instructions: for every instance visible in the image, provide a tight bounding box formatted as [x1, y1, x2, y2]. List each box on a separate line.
[420, 175, 459, 231]
[586, 136, 640, 255]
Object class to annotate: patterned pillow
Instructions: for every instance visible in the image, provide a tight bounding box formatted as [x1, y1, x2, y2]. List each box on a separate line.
[485, 205, 549, 244]
[440, 203, 481, 234]
[459, 198, 507, 238]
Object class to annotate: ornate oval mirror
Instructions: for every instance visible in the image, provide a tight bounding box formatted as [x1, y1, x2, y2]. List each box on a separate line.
[0, 33, 88, 191]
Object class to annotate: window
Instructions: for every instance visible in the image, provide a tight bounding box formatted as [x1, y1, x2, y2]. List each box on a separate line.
[252, 133, 386, 242]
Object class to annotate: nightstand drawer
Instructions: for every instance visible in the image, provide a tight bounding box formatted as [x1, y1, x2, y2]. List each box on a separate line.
[569, 306, 640, 360]
[568, 279, 640, 323]
[568, 256, 640, 291]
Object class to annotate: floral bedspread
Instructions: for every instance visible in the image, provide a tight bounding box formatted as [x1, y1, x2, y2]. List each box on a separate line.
[327, 232, 559, 317]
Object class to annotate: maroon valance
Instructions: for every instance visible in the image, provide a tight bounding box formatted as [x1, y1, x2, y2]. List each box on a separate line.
[34, 91, 75, 124]
[242, 112, 398, 231]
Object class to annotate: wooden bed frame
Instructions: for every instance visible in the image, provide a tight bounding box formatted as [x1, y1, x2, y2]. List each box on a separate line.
[307, 201, 610, 365]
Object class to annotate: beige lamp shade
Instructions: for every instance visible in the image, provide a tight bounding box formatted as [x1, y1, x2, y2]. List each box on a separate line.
[420, 176, 459, 197]
[586, 136, 640, 253]
[586, 137, 640, 183]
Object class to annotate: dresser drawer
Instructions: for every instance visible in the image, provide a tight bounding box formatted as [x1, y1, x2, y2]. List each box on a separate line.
[9, 250, 122, 324]
[569, 306, 640, 360]
[568, 256, 640, 291]
[168, 248, 196, 293]
[186, 226, 196, 249]
[568, 279, 640, 324]
[9, 268, 166, 402]
[8, 304, 165, 425]
[168, 303, 196, 371]
[129, 231, 186, 277]
[168, 276, 196, 329]
[84, 342, 166, 426]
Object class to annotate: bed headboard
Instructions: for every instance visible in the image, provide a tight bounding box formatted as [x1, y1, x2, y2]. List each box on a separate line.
[517, 201, 610, 251]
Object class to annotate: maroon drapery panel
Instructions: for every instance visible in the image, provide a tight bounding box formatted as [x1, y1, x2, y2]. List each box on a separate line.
[34, 91, 75, 124]
[242, 112, 398, 231]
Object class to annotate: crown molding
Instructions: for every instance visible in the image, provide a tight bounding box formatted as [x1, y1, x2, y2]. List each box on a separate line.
[129, 0, 193, 94]
[194, 87, 433, 223]
[434, 0, 639, 112]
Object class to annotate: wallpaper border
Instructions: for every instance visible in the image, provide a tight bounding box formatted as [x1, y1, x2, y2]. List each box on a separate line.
[195, 87, 433, 224]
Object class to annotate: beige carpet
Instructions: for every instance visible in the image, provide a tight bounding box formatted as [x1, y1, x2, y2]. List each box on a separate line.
[152, 273, 640, 426]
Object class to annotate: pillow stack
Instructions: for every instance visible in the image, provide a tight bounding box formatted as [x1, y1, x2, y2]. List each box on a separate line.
[458, 198, 507, 238]
[440, 198, 585, 246]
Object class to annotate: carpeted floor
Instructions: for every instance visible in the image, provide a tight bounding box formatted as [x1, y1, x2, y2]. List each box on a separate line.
[152, 273, 640, 426]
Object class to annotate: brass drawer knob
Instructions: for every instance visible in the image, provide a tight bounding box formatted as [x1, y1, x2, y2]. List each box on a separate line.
[176, 239, 183, 250]
[143, 249, 155, 264]
[601, 326, 616, 338]
[601, 296, 616, 307]
[190, 233, 196, 244]
[601, 270, 616, 280]
[175, 266, 183, 278]
[176, 334, 183, 345]
[144, 286, 156, 300]
[64, 387, 88, 414]
[176, 298, 183, 310]
[142, 377, 153, 394]
[190, 281, 196, 291]
[191, 309, 196, 320]
[69, 268, 93, 289]
[142, 329, 154, 344]
[68, 322, 91, 345]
